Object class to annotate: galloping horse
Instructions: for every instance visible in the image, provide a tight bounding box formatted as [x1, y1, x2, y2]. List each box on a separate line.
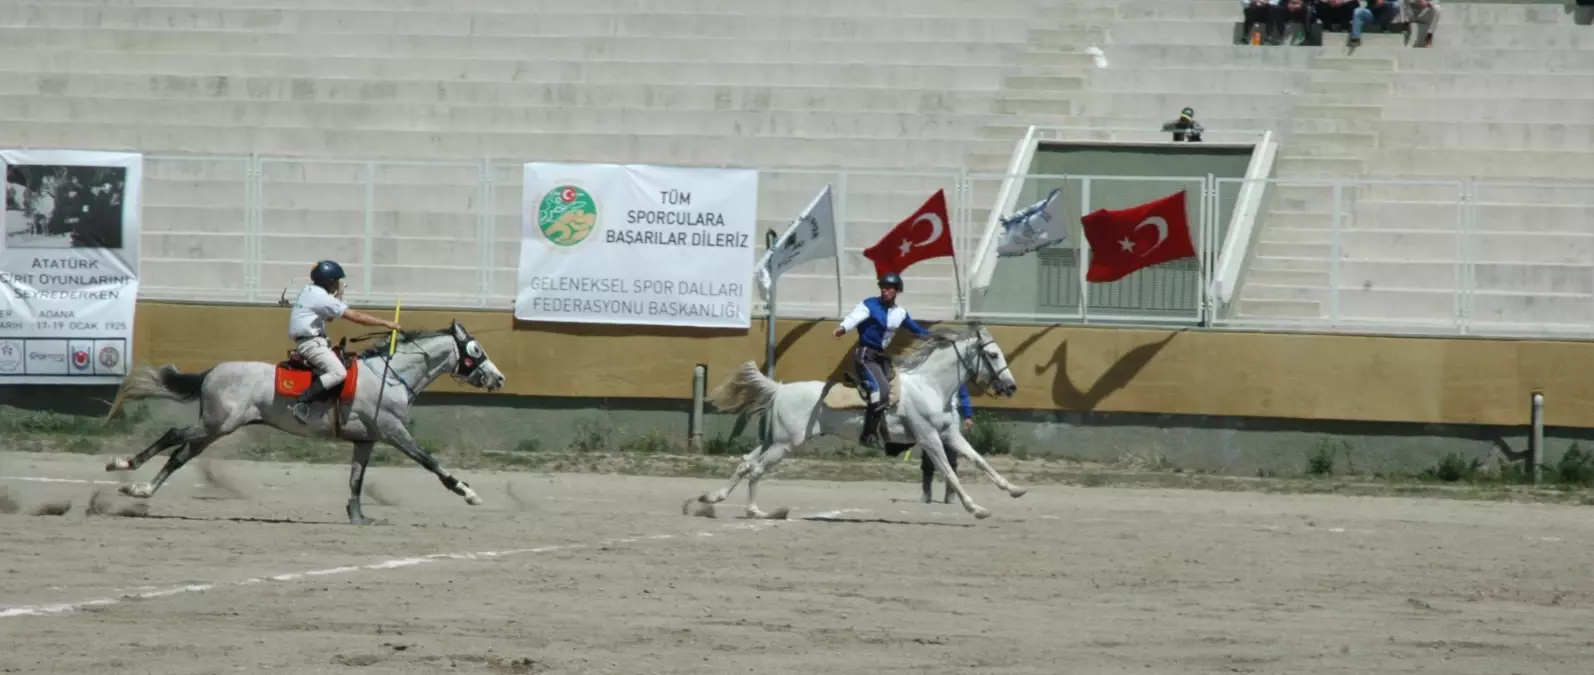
[106, 320, 506, 524]
[691, 322, 1027, 520]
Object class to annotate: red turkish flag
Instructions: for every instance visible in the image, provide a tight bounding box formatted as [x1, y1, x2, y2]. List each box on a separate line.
[1080, 190, 1196, 283]
[862, 189, 955, 278]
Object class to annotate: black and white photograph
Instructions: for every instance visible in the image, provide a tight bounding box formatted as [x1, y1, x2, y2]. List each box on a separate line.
[4, 163, 126, 250]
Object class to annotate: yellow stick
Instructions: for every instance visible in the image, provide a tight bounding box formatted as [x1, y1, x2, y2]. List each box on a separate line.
[388, 297, 402, 356]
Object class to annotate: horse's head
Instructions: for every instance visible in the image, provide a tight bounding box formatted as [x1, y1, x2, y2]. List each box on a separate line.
[447, 320, 505, 392]
[962, 323, 1017, 398]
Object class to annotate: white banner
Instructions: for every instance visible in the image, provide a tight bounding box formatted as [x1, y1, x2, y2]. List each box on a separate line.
[756, 184, 836, 301]
[515, 162, 759, 329]
[0, 150, 141, 385]
[997, 187, 1067, 258]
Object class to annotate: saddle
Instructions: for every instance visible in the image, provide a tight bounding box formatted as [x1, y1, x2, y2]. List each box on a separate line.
[821, 370, 903, 411]
[275, 337, 360, 404]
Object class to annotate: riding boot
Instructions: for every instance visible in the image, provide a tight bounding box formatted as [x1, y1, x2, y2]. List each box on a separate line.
[859, 401, 884, 450]
[291, 379, 327, 425]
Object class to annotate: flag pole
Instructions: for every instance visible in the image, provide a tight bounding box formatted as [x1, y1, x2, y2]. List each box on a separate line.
[764, 229, 777, 380]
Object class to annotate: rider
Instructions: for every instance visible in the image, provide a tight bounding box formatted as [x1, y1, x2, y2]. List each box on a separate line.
[831, 273, 931, 449]
[287, 260, 401, 425]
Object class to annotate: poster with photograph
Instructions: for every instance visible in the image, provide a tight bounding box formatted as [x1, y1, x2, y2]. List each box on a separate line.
[0, 150, 141, 384]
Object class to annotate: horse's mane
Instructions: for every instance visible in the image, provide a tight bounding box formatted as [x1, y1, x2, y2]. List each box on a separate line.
[358, 329, 450, 359]
[894, 322, 985, 371]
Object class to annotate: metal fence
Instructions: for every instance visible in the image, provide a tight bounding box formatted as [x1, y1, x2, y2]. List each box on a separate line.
[130, 155, 1594, 338]
[1213, 177, 1594, 340]
[137, 157, 978, 319]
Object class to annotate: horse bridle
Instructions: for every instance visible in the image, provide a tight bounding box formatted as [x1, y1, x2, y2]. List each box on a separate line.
[954, 334, 1011, 393]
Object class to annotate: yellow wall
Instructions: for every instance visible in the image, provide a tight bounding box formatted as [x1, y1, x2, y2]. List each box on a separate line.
[133, 302, 1594, 428]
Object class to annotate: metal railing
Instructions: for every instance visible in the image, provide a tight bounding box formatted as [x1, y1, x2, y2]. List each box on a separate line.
[1213, 177, 1594, 340]
[122, 155, 1594, 339]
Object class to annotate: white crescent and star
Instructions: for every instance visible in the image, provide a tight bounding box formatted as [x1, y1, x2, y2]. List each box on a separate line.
[1118, 216, 1170, 255]
[897, 212, 945, 257]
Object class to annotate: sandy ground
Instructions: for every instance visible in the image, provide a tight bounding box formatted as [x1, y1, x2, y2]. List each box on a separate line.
[2, 450, 1593, 675]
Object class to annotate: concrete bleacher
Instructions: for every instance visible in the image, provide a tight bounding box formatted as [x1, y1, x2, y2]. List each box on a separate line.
[0, 0, 1118, 319]
[5, 0, 1588, 331]
[1215, 2, 1594, 333]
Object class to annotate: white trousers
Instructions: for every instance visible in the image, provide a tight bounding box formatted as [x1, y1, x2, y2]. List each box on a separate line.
[294, 337, 347, 389]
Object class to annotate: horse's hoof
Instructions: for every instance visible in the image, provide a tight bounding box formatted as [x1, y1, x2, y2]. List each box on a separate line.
[1008, 486, 1029, 499]
[464, 492, 483, 506]
[105, 457, 134, 472]
[767, 506, 790, 520]
[119, 484, 153, 499]
[972, 506, 992, 519]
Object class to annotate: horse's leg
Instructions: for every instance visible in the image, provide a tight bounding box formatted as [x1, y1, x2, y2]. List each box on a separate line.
[121, 398, 259, 499]
[121, 437, 217, 499]
[945, 431, 1028, 499]
[345, 441, 378, 525]
[919, 449, 936, 503]
[105, 426, 191, 471]
[380, 423, 481, 507]
[696, 444, 766, 506]
[743, 443, 791, 520]
[907, 416, 989, 519]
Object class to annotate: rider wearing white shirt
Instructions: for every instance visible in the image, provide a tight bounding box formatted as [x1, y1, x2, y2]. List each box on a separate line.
[288, 260, 401, 425]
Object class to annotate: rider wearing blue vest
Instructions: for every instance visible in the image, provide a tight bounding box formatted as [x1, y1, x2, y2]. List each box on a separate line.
[831, 273, 931, 449]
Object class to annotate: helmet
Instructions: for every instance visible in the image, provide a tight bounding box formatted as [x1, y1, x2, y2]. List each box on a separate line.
[878, 273, 904, 291]
[310, 260, 346, 288]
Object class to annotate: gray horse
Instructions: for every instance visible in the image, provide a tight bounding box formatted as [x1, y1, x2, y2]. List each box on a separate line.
[106, 320, 507, 524]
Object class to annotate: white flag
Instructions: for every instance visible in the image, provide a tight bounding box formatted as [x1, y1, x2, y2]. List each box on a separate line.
[756, 184, 836, 299]
[996, 187, 1066, 258]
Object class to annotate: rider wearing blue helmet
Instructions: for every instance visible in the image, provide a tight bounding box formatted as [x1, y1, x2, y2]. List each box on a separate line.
[287, 260, 402, 425]
[832, 273, 931, 449]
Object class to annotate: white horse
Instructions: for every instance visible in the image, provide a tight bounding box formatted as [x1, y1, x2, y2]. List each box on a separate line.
[105, 321, 507, 524]
[690, 323, 1026, 520]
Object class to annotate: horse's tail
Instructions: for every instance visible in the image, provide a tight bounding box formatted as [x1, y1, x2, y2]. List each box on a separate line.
[124, 364, 211, 403]
[707, 361, 780, 415]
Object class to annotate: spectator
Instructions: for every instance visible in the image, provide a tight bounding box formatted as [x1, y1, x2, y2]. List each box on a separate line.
[920, 385, 974, 504]
[1241, 0, 1284, 45]
[1161, 107, 1204, 142]
[1349, 0, 1400, 47]
[1279, 0, 1312, 44]
[1316, 0, 1359, 31]
[1404, 0, 1439, 47]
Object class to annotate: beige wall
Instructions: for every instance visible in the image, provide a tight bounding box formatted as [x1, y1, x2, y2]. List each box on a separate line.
[133, 302, 1594, 428]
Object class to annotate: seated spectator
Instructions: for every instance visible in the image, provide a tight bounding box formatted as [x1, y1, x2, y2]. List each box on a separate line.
[1241, 0, 1284, 45]
[1316, 0, 1359, 31]
[1279, 0, 1313, 45]
[1404, 0, 1439, 47]
[1349, 0, 1401, 47]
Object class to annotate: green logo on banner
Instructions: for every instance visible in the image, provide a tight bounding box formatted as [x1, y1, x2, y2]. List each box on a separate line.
[538, 185, 598, 247]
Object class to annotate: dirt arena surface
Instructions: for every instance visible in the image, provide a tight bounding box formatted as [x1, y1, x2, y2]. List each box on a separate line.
[2, 450, 1593, 674]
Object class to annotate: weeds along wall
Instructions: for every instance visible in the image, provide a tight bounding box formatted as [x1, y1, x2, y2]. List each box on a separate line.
[118, 301, 1594, 428]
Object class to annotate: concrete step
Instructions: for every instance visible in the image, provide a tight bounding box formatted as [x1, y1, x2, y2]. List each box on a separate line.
[2, 7, 1042, 42]
[1372, 149, 1594, 180]
[1384, 97, 1594, 125]
[1311, 56, 1398, 73]
[0, 73, 1006, 113]
[0, 49, 1013, 88]
[998, 96, 1077, 116]
[1292, 103, 1383, 121]
[1003, 74, 1088, 92]
[1286, 132, 1380, 157]
[1273, 156, 1365, 177]
[0, 96, 1004, 137]
[1016, 51, 1101, 69]
[2, 0, 1052, 17]
[0, 27, 1028, 64]
[0, 120, 1006, 164]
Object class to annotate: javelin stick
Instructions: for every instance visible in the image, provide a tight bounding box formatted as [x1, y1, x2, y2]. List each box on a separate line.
[370, 296, 401, 433]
